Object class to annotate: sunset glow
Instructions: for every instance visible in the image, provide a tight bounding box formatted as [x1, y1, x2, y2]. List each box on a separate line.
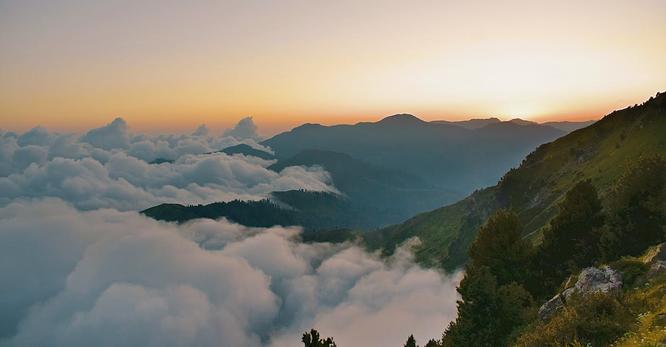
[1, 0, 665, 134]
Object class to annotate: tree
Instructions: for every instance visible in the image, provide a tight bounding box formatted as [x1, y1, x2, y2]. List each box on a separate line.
[404, 334, 418, 347]
[442, 265, 533, 347]
[601, 155, 666, 259]
[443, 211, 535, 346]
[535, 180, 604, 295]
[302, 329, 336, 347]
[468, 210, 532, 286]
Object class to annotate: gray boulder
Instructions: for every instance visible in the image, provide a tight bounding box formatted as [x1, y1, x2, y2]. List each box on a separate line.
[566, 266, 623, 297]
[538, 266, 622, 320]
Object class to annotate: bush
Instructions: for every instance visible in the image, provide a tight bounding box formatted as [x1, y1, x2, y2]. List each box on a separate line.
[514, 293, 634, 347]
[609, 258, 649, 289]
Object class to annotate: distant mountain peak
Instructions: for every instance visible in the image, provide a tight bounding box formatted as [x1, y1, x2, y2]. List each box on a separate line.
[377, 114, 426, 125]
[474, 117, 501, 122]
[508, 118, 537, 126]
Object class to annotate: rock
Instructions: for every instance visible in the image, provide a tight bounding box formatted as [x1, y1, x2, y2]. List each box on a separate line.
[570, 266, 622, 296]
[561, 287, 576, 300]
[538, 266, 622, 321]
[538, 294, 565, 321]
[648, 261, 666, 277]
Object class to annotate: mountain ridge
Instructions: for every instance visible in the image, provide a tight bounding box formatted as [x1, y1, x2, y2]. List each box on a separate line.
[364, 92, 666, 270]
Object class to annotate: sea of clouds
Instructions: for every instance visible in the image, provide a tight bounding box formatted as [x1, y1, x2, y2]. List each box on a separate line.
[0, 118, 461, 346]
[0, 117, 335, 210]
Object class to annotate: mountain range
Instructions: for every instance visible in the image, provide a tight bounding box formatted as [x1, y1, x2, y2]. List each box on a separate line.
[145, 115, 585, 229]
[364, 92, 666, 270]
[262, 115, 570, 196]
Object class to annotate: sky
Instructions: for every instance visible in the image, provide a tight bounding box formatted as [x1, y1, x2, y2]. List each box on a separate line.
[1, 0, 665, 135]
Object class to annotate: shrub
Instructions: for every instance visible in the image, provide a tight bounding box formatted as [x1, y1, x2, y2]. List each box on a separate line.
[514, 293, 634, 347]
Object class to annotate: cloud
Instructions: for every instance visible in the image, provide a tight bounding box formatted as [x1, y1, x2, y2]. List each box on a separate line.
[80, 117, 131, 150]
[0, 120, 334, 210]
[1, 117, 461, 346]
[0, 152, 335, 210]
[223, 116, 260, 140]
[192, 124, 210, 137]
[0, 199, 461, 347]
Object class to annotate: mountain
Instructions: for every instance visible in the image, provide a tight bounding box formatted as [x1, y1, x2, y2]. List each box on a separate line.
[269, 149, 458, 227]
[432, 118, 596, 133]
[143, 149, 460, 231]
[262, 115, 565, 198]
[431, 117, 502, 129]
[142, 190, 358, 230]
[220, 143, 274, 160]
[149, 158, 174, 164]
[542, 120, 596, 132]
[148, 144, 274, 165]
[507, 118, 537, 126]
[364, 92, 666, 270]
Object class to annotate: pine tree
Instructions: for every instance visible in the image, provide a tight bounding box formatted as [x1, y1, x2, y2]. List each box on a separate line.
[468, 209, 532, 286]
[443, 210, 535, 346]
[535, 180, 604, 295]
[404, 334, 418, 347]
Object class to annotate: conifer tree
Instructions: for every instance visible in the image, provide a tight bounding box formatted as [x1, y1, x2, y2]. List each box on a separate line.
[404, 334, 418, 347]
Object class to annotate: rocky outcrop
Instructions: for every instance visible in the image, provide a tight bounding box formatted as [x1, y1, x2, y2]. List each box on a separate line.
[537, 294, 566, 321]
[565, 266, 622, 297]
[538, 266, 623, 320]
[645, 243, 666, 277]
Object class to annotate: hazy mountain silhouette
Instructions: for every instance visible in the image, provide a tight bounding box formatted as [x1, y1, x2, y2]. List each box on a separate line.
[263, 114, 565, 197]
[542, 120, 596, 132]
[220, 144, 274, 160]
[431, 117, 502, 129]
[269, 149, 459, 226]
[432, 117, 595, 132]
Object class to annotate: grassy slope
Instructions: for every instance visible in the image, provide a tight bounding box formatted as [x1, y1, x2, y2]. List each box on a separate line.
[365, 93, 666, 271]
[612, 272, 666, 347]
[514, 244, 666, 347]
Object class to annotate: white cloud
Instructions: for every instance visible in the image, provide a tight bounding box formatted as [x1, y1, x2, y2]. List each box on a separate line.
[1, 117, 461, 346]
[223, 116, 261, 140]
[80, 117, 131, 150]
[0, 119, 334, 210]
[0, 200, 461, 347]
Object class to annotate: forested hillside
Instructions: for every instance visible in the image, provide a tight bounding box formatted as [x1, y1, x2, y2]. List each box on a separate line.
[365, 92, 666, 270]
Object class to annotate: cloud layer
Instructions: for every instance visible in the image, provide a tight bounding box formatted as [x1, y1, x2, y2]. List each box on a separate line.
[1, 117, 461, 346]
[0, 199, 461, 347]
[0, 119, 334, 210]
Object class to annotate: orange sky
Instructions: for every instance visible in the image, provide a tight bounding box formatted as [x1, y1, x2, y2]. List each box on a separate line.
[1, 0, 665, 136]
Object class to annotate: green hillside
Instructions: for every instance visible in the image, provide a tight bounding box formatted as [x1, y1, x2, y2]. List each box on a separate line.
[366, 92, 666, 270]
